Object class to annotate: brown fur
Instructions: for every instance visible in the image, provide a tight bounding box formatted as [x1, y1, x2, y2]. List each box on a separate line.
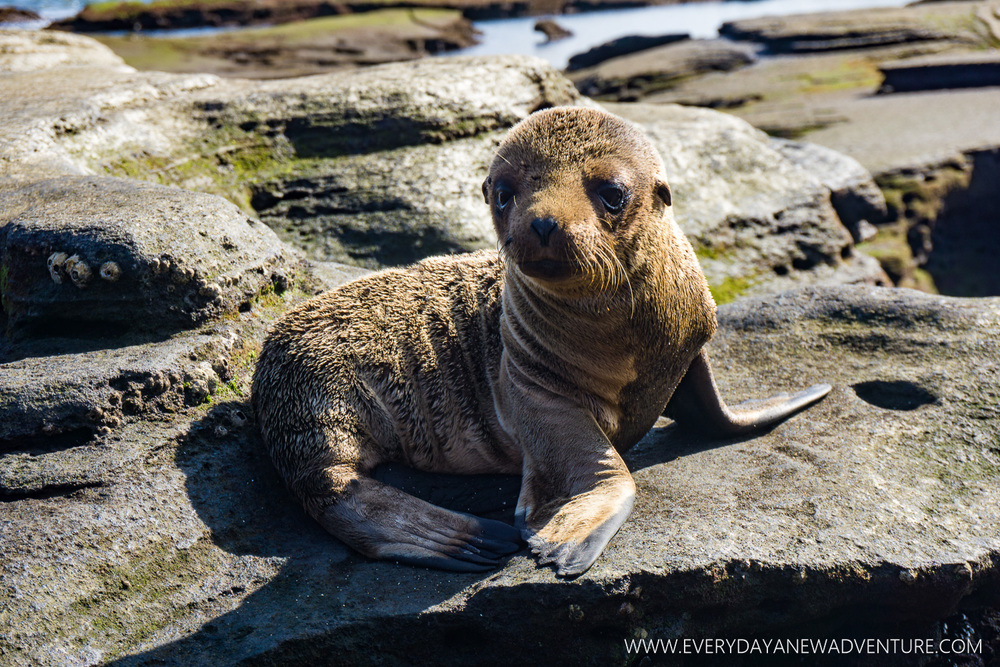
[252, 107, 828, 576]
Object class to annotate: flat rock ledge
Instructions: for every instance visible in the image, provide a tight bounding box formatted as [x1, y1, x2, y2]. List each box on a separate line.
[718, 1, 986, 54]
[2, 285, 998, 665]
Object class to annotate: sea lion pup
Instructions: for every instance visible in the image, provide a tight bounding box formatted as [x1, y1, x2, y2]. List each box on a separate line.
[251, 107, 831, 576]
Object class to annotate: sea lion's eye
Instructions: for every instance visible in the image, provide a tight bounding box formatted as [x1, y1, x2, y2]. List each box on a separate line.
[597, 184, 626, 214]
[495, 184, 514, 212]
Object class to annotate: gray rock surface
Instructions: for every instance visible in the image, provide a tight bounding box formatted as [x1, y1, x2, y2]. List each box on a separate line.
[802, 86, 1000, 175]
[769, 137, 888, 241]
[606, 103, 889, 299]
[0, 28, 125, 72]
[0, 176, 296, 336]
[4, 285, 998, 665]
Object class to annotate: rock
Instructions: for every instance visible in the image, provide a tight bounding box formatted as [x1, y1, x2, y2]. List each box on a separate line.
[719, 1, 986, 54]
[534, 18, 572, 43]
[250, 134, 503, 266]
[310, 260, 371, 291]
[0, 7, 41, 23]
[46, 0, 689, 32]
[606, 102, 889, 300]
[172, 55, 584, 266]
[0, 176, 302, 337]
[133, 11, 484, 80]
[195, 55, 580, 156]
[4, 285, 999, 665]
[769, 137, 888, 242]
[2, 30, 888, 302]
[0, 37, 580, 265]
[0, 28, 127, 72]
[873, 149, 1000, 297]
[0, 61, 219, 185]
[879, 50, 1000, 93]
[565, 32, 689, 71]
[569, 39, 755, 102]
[1, 330, 226, 454]
[3, 29, 998, 664]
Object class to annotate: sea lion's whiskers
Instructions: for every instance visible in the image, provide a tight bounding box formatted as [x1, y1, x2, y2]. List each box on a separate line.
[612, 252, 635, 319]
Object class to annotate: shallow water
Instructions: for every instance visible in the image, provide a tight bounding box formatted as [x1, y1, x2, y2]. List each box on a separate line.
[3, 0, 914, 69]
[451, 0, 914, 68]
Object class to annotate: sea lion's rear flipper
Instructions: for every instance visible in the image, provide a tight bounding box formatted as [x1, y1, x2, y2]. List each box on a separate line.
[664, 349, 831, 436]
[302, 464, 522, 573]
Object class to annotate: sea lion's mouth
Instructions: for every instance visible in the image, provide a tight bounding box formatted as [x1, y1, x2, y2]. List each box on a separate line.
[518, 259, 580, 281]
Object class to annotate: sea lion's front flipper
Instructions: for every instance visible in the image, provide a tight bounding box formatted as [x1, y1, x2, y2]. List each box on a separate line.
[507, 399, 636, 578]
[664, 349, 831, 436]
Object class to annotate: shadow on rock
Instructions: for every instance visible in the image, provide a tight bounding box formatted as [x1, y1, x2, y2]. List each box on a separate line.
[110, 400, 518, 665]
[106, 392, 742, 664]
[626, 421, 770, 473]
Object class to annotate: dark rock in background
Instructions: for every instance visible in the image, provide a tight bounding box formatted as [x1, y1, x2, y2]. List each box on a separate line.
[0, 6, 40, 22]
[569, 38, 755, 102]
[566, 32, 689, 71]
[879, 50, 1000, 93]
[534, 18, 572, 42]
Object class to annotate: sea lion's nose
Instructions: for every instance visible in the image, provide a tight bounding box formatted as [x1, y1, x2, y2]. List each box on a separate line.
[530, 217, 558, 246]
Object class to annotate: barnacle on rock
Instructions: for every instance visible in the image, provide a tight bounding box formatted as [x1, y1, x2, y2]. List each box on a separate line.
[227, 409, 248, 428]
[47, 252, 68, 284]
[99, 261, 121, 282]
[199, 282, 221, 299]
[64, 254, 91, 288]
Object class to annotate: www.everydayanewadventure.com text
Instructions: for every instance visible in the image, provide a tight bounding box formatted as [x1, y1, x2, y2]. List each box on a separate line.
[623, 636, 982, 657]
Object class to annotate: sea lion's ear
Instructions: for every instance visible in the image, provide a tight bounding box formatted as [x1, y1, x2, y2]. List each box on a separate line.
[482, 178, 491, 204]
[656, 180, 672, 207]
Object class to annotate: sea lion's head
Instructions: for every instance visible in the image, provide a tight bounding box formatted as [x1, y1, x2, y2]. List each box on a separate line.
[484, 107, 672, 294]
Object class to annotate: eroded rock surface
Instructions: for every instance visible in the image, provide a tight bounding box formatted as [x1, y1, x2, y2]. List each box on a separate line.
[4, 32, 983, 666]
[3, 286, 998, 665]
[2, 31, 887, 302]
[0, 176, 294, 336]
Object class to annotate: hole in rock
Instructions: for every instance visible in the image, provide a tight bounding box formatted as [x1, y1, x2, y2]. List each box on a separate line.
[852, 380, 937, 411]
